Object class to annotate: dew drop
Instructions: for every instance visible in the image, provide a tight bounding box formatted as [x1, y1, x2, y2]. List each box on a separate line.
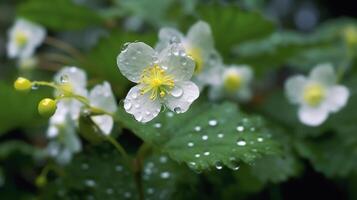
[217, 133, 224, 138]
[60, 75, 69, 83]
[161, 65, 168, 70]
[84, 179, 96, 187]
[115, 165, 123, 172]
[203, 151, 210, 156]
[236, 126, 244, 132]
[187, 142, 194, 147]
[131, 92, 138, 99]
[153, 123, 162, 128]
[171, 87, 183, 98]
[215, 161, 223, 170]
[236, 139, 246, 146]
[208, 119, 218, 126]
[160, 171, 170, 179]
[174, 107, 182, 114]
[134, 104, 140, 109]
[124, 192, 131, 198]
[160, 156, 167, 163]
[194, 126, 201, 132]
[124, 102, 132, 110]
[106, 188, 114, 195]
[202, 135, 208, 140]
[195, 153, 200, 158]
[81, 163, 89, 170]
[31, 83, 39, 90]
[257, 137, 264, 142]
[147, 188, 155, 194]
[166, 112, 174, 117]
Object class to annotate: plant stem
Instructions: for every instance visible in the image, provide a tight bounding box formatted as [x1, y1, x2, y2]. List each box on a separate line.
[44, 36, 85, 61]
[106, 135, 131, 166]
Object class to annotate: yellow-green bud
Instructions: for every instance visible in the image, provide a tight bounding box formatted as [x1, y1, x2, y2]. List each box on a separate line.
[38, 98, 57, 118]
[14, 77, 32, 92]
[35, 175, 47, 187]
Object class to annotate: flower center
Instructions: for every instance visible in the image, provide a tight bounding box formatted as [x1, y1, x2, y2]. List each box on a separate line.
[344, 26, 357, 46]
[139, 65, 175, 100]
[187, 47, 203, 74]
[15, 31, 28, 47]
[303, 83, 326, 107]
[223, 72, 242, 92]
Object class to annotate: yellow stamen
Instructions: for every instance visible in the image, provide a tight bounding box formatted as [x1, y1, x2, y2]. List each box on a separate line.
[223, 72, 242, 92]
[187, 47, 203, 74]
[303, 83, 325, 107]
[15, 31, 28, 47]
[139, 65, 175, 100]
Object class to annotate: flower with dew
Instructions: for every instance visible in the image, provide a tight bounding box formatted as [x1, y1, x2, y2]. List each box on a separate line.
[88, 82, 118, 135]
[117, 42, 200, 123]
[47, 67, 117, 163]
[285, 63, 350, 126]
[156, 21, 221, 88]
[7, 19, 46, 59]
[209, 64, 253, 101]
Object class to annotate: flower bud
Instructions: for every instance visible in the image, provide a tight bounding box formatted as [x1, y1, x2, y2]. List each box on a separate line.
[38, 98, 57, 118]
[14, 77, 32, 92]
[35, 175, 47, 187]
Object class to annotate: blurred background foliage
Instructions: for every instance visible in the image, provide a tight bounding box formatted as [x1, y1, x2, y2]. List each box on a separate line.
[1, 0, 357, 199]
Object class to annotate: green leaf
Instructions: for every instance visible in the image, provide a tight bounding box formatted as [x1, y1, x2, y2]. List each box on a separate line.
[0, 82, 48, 135]
[116, 102, 280, 172]
[196, 4, 275, 59]
[17, 0, 104, 31]
[43, 146, 197, 199]
[82, 31, 156, 96]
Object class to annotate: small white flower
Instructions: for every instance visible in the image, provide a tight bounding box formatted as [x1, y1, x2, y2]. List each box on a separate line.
[117, 42, 200, 123]
[156, 21, 221, 88]
[89, 82, 117, 135]
[209, 65, 253, 101]
[7, 19, 46, 59]
[285, 63, 350, 126]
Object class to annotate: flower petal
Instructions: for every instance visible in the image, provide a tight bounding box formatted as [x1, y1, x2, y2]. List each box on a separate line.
[186, 21, 214, 53]
[158, 43, 195, 81]
[54, 66, 87, 96]
[124, 85, 162, 123]
[325, 85, 350, 113]
[165, 81, 199, 113]
[309, 63, 336, 86]
[298, 106, 329, 126]
[156, 27, 184, 51]
[89, 81, 117, 113]
[284, 75, 307, 104]
[91, 115, 114, 135]
[117, 42, 156, 83]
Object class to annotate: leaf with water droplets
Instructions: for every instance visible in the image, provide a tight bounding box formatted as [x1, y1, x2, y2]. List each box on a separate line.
[116, 102, 280, 171]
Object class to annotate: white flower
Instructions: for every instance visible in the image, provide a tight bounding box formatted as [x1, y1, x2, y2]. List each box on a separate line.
[156, 21, 221, 88]
[285, 63, 350, 126]
[89, 82, 117, 135]
[209, 65, 253, 101]
[117, 42, 200, 123]
[7, 19, 46, 59]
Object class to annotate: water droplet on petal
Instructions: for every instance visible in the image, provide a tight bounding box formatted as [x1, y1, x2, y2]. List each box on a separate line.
[124, 102, 132, 110]
[134, 104, 140, 109]
[60, 75, 69, 83]
[174, 107, 182, 114]
[171, 87, 183, 98]
[131, 92, 138, 99]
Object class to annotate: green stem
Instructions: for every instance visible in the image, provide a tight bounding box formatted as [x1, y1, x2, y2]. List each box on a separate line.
[106, 135, 131, 167]
[44, 36, 85, 61]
